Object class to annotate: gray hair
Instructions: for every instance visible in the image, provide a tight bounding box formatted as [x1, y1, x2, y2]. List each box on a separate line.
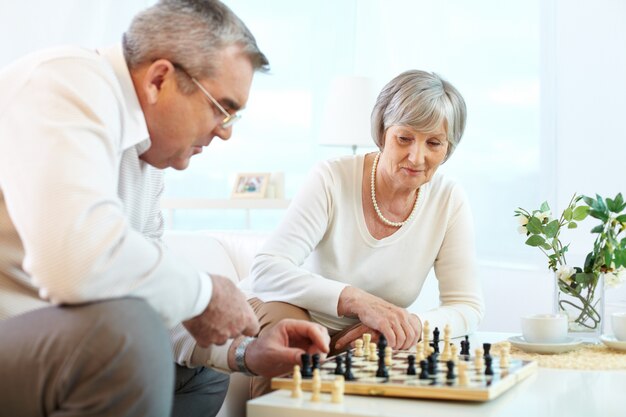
[123, 0, 269, 93]
[370, 70, 466, 161]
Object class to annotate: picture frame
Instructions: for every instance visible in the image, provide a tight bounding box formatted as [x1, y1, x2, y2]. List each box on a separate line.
[231, 172, 271, 199]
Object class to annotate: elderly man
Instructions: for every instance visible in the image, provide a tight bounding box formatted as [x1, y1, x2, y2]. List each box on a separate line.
[0, 1, 329, 416]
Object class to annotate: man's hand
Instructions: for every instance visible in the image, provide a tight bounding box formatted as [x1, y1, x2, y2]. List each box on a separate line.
[183, 274, 259, 347]
[337, 286, 421, 350]
[235, 319, 330, 377]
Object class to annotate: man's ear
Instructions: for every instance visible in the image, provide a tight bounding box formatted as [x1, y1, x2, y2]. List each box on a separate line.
[141, 59, 176, 104]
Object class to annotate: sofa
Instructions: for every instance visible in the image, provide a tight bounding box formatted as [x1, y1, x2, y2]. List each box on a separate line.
[163, 230, 269, 417]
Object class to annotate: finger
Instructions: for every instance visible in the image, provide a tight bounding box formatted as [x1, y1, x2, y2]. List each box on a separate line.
[399, 319, 414, 350]
[334, 325, 367, 351]
[379, 323, 396, 348]
[282, 319, 330, 353]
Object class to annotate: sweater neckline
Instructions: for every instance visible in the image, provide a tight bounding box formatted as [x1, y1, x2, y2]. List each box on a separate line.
[353, 153, 429, 246]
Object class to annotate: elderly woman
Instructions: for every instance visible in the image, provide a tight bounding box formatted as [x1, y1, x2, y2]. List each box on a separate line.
[244, 70, 484, 366]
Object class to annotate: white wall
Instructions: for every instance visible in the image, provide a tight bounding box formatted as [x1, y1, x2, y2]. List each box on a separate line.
[477, 0, 626, 332]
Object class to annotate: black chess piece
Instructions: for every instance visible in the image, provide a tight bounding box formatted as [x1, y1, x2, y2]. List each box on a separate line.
[377, 334, 388, 355]
[432, 327, 440, 353]
[301, 353, 313, 378]
[427, 353, 438, 375]
[419, 359, 429, 380]
[446, 360, 455, 380]
[344, 353, 356, 381]
[312, 353, 321, 370]
[483, 343, 492, 357]
[406, 354, 417, 375]
[484, 355, 494, 376]
[334, 356, 345, 375]
[464, 335, 471, 357]
[376, 355, 389, 378]
[460, 340, 467, 355]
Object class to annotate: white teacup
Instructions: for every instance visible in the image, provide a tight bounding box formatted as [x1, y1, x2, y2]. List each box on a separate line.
[521, 314, 568, 344]
[612, 312, 626, 341]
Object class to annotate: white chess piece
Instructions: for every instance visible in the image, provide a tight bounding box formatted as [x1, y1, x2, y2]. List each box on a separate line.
[474, 348, 484, 371]
[458, 361, 470, 386]
[311, 368, 321, 402]
[331, 375, 345, 403]
[416, 341, 424, 362]
[422, 321, 430, 350]
[384, 346, 393, 366]
[291, 365, 303, 398]
[441, 324, 452, 361]
[369, 343, 378, 361]
[363, 333, 372, 357]
[354, 339, 364, 357]
[499, 344, 511, 369]
[451, 343, 459, 365]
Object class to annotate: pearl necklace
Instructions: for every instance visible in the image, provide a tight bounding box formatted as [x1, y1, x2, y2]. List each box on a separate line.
[370, 152, 421, 228]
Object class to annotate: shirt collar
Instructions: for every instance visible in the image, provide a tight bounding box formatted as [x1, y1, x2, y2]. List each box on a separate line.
[97, 44, 150, 153]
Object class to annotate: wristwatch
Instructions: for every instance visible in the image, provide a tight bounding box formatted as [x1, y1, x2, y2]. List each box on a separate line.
[235, 336, 257, 376]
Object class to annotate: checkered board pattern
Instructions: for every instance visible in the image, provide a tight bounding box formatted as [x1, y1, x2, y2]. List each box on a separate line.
[271, 349, 537, 402]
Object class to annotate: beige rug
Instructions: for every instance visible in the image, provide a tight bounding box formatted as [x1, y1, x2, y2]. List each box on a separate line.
[493, 341, 626, 370]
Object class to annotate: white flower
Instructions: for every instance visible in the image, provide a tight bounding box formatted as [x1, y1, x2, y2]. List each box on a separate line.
[536, 211, 552, 223]
[517, 215, 528, 234]
[557, 265, 576, 284]
[605, 267, 626, 289]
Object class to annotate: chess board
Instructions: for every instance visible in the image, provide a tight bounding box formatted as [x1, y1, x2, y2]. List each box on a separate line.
[271, 349, 537, 402]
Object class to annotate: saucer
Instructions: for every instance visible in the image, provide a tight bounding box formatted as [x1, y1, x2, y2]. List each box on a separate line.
[507, 335, 584, 354]
[600, 334, 626, 351]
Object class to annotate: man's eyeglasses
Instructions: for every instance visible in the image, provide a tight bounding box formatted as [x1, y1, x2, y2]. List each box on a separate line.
[174, 63, 241, 129]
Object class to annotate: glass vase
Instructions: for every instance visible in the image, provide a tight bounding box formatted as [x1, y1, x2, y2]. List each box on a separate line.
[554, 271, 604, 342]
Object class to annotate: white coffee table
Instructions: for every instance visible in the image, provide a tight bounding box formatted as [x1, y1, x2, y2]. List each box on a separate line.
[247, 332, 626, 417]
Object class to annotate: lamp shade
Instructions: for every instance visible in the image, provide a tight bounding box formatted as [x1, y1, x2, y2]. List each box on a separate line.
[318, 76, 377, 151]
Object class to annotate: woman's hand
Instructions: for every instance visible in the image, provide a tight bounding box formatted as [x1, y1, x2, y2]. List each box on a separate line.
[337, 286, 422, 350]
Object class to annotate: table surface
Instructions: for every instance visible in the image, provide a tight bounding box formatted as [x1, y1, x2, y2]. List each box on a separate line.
[247, 332, 626, 417]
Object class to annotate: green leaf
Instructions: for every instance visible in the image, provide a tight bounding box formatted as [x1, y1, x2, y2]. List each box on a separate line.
[563, 208, 573, 221]
[541, 243, 552, 251]
[544, 220, 559, 238]
[589, 209, 609, 222]
[597, 194, 607, 213]
[572, 205, 589, 221]
[526, 217, 543, 234]
[616, 214, 626, 223]
[574, 272, 597, 286]
[615, 250, 626, 268]
[605, 251, 612, 268]
[582, 195, 595, 207]
[615, 193, 624, 210]
[584, 252, 595, 272]
[591, 224, 604, 234]
[567, 222, 578, 229]
[540, 201, 550, 213]
[606, 197, 616, 212]
[525, 235, 546, 247]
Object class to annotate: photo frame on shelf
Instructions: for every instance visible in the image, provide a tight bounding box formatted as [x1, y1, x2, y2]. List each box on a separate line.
[231, 172, 271, 199]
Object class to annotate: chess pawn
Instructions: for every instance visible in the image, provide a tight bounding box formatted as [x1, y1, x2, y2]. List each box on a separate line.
[499, 345, 510, 369]
[331, 375, 345, 403]
[384, 346, 393, 367]
[474, 348, 484, 370]
[368, 342, 377, 361]
[458, 361, 470, 386]
[415, 342, 424, 362]
[363, 333, 372, 356]
[354, 339, 364, 357]
[450, 344, 459, 365]
[291, 365, 303, 398]
[310, 368, 321, 402]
